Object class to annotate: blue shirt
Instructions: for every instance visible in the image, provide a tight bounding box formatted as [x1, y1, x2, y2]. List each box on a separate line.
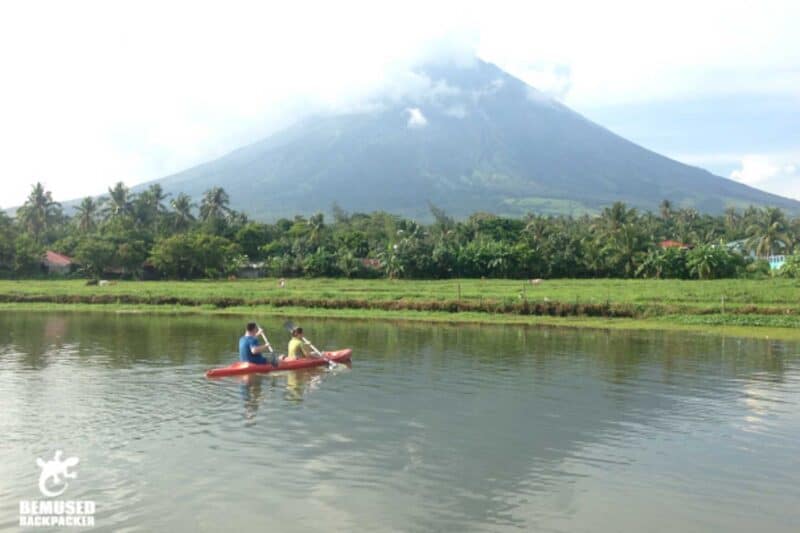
[239, 335, 260, 362]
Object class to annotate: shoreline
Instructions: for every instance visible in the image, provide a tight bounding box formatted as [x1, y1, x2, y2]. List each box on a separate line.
[2, 301, 799, 341]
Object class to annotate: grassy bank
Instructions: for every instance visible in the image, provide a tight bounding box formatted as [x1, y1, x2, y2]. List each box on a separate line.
[1, 301, 799, 341]
[1, 278, 800, 339]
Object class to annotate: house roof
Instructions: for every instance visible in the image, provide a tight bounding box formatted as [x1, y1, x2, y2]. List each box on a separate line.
[44, 250, 73, 266]
[659, 240, 689, 249]
[361, 258, 382, 269]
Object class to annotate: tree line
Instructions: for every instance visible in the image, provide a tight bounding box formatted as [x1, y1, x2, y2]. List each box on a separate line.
[3, 182, 800, 280]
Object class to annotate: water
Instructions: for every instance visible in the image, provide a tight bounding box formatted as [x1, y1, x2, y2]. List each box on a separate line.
[1, 311, 799, 532]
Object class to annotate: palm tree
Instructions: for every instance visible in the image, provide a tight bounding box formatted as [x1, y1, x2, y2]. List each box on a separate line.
[199, 187, 231, 222]
[523, 215, 550, 242]
[133, 184, 170, 229]
[74, 197, 101, 233]
[592, 202, 636, 237]
[0, 209, 16, 267]
[308, 213, 325, 246]
[659, 199, 673, 220]
[17, 182, 62, 242]
[723, 207, 741, 236]
[103, 182, 133, 220]
[791, 217, 800, 252]
[146, 184, 169, 214]
[745, 207, 791, 257]
[601, 222, 648, 277]
[170, 193, 196, 232]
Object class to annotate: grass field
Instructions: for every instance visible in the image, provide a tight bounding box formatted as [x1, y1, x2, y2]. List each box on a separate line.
[1, 278, 800, 339]
[1, 277, 799, 308]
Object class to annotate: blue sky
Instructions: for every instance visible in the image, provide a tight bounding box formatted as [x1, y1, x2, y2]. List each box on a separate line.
[578, 93, 799, 198]
[0, 0, 797, 206]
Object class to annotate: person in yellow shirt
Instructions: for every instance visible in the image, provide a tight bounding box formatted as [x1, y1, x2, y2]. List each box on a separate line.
[286, 326, 311, 361]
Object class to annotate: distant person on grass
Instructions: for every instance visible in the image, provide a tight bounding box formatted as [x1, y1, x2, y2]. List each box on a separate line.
[239, 322, 279, 367]
[286, 326, 311, 361]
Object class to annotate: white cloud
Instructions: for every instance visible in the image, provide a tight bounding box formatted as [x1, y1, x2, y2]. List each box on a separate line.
[518, 63, 572, 101]
[406, 108, 428, 128]
[0, 0, 798, 205]
[444, 105, 467, 118]
[726, 153, 800, 200]
[730, 155, 781, 185]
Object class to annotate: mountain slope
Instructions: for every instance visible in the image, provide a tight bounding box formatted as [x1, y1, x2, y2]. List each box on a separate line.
[141, 59, 800, 219]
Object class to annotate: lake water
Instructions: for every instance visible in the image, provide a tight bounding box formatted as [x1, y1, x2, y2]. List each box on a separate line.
[1, 311, 799, 532]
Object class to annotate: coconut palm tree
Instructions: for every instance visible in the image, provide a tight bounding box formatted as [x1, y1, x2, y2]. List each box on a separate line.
[723, 207, 741, 237]
[745, 207, 792, 257]
[74, 197, 101, 233]
[16, 182, 62, 242]
[199, 187, 231, 222]
[146, 184, 169, 214]
[601, 222, 648, 277]
[102, 182, 133, 220]
[523, 215, 550, 242]
[0, 209, 16, 268]
[170, 193, 196, 232]
[791, 217, 800, 252]
[308, 213, 325, 247]
[592, 202, 637, 237]
[133, 184, 171, 230]
[659, 199, 673, 220]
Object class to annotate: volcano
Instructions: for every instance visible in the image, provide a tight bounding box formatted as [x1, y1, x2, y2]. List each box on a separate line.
[140, 58, 800, 219]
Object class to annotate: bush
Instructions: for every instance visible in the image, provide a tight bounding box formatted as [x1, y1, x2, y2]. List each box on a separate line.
[636, 248, 689, 279]
[686, 245, 743, 280]
[744, 258, 772, 278]
[13, 235, 43, 275]
[149, 233, 240, 279]
[778, 255, 800, 278]
[74, 237, 116, 278]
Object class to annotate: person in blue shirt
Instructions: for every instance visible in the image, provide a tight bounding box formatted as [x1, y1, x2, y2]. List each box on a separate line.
[239, 322, 279, 367]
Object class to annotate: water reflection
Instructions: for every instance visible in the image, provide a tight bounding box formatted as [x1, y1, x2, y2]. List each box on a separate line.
[0, 311, 799, 533]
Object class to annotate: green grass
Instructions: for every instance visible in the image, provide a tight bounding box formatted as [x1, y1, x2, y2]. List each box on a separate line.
[1, 278, 800, 339]
[1, 277, 798, 306]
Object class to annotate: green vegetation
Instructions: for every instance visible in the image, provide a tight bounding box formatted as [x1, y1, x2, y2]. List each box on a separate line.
[1, 278, 800, 339]
[3, 277, 800, 308]
[3, 182, 800, 282]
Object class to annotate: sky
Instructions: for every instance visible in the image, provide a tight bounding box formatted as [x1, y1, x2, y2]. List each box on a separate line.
[1, 0, 798, 207]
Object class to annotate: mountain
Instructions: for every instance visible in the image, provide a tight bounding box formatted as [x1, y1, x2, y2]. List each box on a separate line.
[139, 58, 800, 220]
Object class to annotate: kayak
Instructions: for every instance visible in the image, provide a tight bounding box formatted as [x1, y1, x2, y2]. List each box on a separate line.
[205, 349, 353, 378]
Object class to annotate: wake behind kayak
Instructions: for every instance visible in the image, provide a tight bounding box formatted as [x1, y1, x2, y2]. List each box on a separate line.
[205, 349, 353, 378]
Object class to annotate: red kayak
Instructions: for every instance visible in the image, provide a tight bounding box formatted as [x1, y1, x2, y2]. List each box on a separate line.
[205, 349, 353, 378]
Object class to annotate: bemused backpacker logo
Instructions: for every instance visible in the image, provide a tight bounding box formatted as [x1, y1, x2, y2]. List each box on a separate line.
[19, 450, 96, 528]
[37, 450, 79, 497]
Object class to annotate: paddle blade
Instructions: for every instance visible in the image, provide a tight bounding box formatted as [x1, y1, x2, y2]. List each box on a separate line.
[283, 320, 296, 333]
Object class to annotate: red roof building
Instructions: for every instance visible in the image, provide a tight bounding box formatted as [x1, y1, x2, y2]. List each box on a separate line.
[43, 251, 75, 274]
[44, 251, 73, 266]
[658, 240, 691, 250]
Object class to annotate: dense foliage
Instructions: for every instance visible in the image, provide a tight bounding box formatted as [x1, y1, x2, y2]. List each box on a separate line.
[3, 183, 800, 280]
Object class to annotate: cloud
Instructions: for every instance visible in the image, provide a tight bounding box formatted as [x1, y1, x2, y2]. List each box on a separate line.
[469, 78, 505, 103]
[519, 63, 572, 100]
[1, 0, 799, 206]
[730, 155, 781, 185]
[406, 108, 428, 128]
[444, 105, 467, 118]
[727, 153, 800, 200]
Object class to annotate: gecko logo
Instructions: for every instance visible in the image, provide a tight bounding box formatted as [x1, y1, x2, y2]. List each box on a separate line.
[36, 450, 79, 498]
[19, 451, 95, 528]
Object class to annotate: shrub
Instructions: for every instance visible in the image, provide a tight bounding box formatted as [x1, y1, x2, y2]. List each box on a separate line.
[778, 255, 800, 278]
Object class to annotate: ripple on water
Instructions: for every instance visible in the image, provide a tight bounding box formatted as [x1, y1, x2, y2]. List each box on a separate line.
[2, 313, 800, 533]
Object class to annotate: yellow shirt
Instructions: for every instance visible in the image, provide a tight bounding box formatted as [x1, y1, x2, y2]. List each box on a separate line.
[287, 338, 310, 360]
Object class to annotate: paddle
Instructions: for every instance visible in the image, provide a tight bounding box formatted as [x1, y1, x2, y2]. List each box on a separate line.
[283, 320, 336, 367]
[255, 323, 274, 353]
